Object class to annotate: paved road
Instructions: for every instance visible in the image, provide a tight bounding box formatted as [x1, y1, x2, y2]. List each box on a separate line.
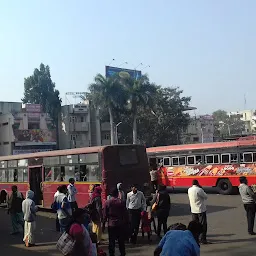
[1, 193, 256, 255]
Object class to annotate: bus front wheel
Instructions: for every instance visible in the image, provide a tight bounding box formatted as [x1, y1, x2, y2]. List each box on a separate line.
[216, 179, 233, 195]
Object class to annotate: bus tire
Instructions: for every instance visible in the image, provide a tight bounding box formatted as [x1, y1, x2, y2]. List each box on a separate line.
[216, 179, 233, 195]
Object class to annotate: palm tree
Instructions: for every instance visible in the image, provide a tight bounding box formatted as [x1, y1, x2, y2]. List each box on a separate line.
[122, 75, 156, 144]
[88, 74, 126, 145]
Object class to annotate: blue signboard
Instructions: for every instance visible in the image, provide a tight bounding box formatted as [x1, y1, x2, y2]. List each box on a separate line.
[105, 66, 142, 79]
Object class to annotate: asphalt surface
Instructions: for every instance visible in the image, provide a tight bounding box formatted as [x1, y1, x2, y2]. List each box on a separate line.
[1, 193, 256, 255]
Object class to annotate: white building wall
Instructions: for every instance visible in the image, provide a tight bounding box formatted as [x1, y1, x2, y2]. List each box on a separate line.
[0, 113, 15, 156]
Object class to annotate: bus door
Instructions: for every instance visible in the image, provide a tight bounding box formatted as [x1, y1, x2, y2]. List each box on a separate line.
[29, 166, 43, 205]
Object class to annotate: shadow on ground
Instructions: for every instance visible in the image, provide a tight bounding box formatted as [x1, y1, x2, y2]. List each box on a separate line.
[170, 202, 236, 216]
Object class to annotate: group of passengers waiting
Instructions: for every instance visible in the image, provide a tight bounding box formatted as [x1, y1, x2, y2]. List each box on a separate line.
[7, 173, 208, 256]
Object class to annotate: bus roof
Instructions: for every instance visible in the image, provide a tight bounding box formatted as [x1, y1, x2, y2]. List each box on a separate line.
[0, 144, 145, 161]
[146, 140, 256, 154]
[0, 146, 106, 161]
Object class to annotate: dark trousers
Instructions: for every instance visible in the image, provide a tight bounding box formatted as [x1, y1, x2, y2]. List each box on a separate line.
[244, 204, 256, 233]
[70, 201, 78, 214]
[157, 215, 168, 236]
[129, 209, 141, 242]
[108, 226, 126, 256]
[56, 215, 60, 232]
[192, 211, 207, 242]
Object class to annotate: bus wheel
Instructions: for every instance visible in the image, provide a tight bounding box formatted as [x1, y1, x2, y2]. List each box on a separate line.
[216, 179, 233, 195]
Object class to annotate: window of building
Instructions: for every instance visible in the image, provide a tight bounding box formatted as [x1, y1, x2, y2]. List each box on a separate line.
[70, 134, 78, 141]
[193, 137, 199, 142]
[70, 116, 77, 123]
[2, 122, 8, 126]
[221, 154, 230, 164]
[163, 157, 171, 166]
[80, 117, 84, 122]
[104, 133, 110, 140]
[3, 142, 9, 145]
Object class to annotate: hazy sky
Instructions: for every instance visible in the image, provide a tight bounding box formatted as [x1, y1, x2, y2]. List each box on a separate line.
[0, 0, 255, 114]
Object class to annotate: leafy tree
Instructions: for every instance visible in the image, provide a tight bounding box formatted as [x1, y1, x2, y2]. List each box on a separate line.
[100, 85, 191, 146]
[88, 74, 127, 145]
[121, 75, 156, 144]
[22, 63, 61, 146]
[212, 109, 245, 137]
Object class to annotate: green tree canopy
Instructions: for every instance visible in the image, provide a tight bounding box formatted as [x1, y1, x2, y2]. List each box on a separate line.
[22, 63, 61, 125]
[99, 85, 191, 146]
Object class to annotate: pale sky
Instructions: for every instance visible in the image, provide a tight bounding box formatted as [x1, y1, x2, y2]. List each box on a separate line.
[0, 0, 255, 114]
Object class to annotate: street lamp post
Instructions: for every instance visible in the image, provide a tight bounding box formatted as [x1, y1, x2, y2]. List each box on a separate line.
[115, 122, 122, 144]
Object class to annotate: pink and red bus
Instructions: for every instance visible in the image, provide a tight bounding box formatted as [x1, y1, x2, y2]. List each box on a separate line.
[147, 140, 256, 194]
[0, 144, 149, 208]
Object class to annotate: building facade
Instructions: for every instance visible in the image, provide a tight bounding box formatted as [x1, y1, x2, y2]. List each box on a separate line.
[182, 115, 214, 144]
[0, 102, 56, 156]
[58, 101, 111, 149]
[228, 110, 256, 134]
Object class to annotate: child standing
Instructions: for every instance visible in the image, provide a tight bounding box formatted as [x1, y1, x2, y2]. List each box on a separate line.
[141, 211, 151, 242]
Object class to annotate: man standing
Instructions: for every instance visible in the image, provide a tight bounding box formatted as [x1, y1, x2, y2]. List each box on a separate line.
[239, 176, 256, 235]
[150, 165, 158, 193]
[126, 184, 146, 244]
[103, 188, 128, 256]
[56, 185, 72, 233]
[67, 178, 78, 214]
[188, 180, 208, 244]
[8, 185, 24, 235]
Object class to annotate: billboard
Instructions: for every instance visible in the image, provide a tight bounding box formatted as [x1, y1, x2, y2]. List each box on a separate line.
[25, 104, 41, 113]
[13, 149, 53, 155]
[105, 66, 142, 79]
[14, 129, 56, 146]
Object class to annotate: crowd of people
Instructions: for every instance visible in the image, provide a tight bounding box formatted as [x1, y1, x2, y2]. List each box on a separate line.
[7, 172, 256, 256]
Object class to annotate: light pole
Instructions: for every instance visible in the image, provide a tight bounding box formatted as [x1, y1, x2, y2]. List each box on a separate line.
[115, 122, 122, 144]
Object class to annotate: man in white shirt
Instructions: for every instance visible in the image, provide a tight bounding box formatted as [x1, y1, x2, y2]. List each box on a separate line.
[150, 165, 158, 193]
[67, 178, 78, 214]
[188, 180, 208, 244]
[126, 184, 146, 244]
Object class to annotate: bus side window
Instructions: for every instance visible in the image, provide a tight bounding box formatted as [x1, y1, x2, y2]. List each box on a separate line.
[187, 156, 195, 165]
[179, 156, 186, 166]
[253, 153, 256, 162]
[0, 169, 7, 182]
[231, 154, 238, 163]
[87, 165, 101, 182]
[243, 152, 253, 163]
[214, 155, 220, 164]
[221, 154, 230, 164]
[196, 155, 203, 164]
[172, 157, 179, 166]
[206, 155, 214, 164]
[8, 169, 18, 182]
[163, 157, 171, 166]
[79, 165, 88, 181]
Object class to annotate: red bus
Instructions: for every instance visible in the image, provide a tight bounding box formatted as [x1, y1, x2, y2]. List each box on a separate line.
[0, 144, 149, 208]
[147, 140, 256, 195]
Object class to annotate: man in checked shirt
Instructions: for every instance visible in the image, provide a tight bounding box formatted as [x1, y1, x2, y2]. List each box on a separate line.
[126, 184, 146, 244]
